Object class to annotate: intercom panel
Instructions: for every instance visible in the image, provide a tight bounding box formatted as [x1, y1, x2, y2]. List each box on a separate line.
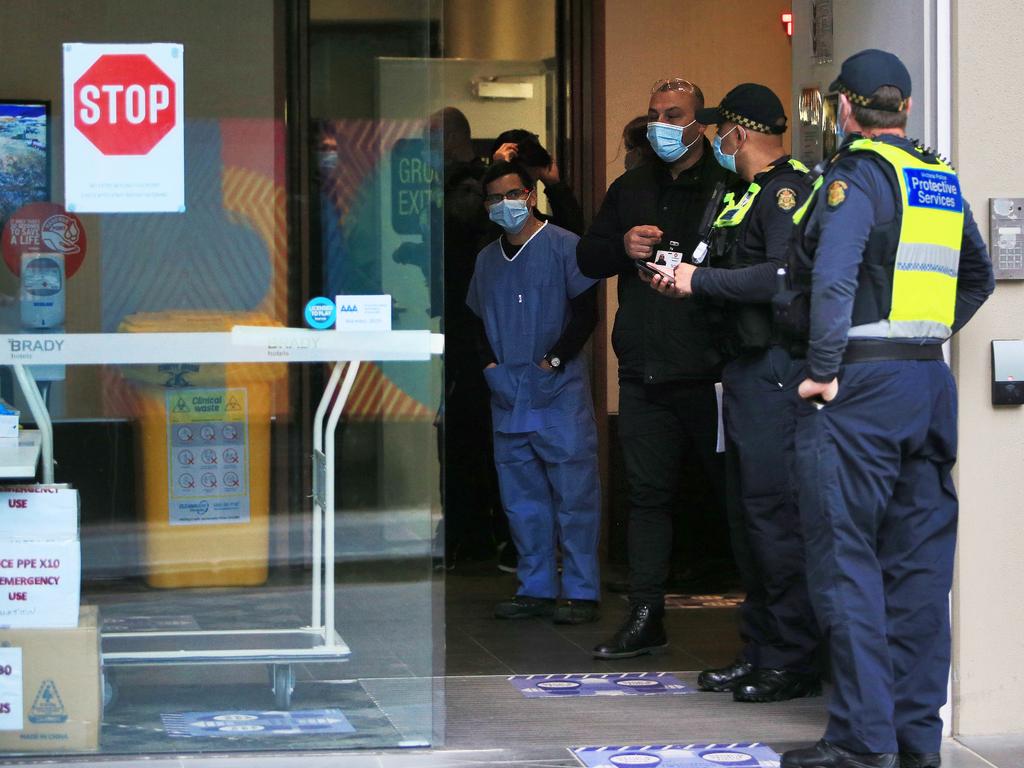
[990, 198, 1024, 280]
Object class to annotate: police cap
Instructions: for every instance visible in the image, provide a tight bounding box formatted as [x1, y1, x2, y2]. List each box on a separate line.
[829, 49, 912, 112]
[695, 83, 787, 135]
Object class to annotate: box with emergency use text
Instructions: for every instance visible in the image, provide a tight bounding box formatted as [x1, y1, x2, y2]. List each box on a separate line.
[0, 487, 80, 629]
[0, 605, 101, 753]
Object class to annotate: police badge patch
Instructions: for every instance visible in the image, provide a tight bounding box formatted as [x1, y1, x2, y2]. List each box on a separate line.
[776, 187, 797, 211]
[827, 180, 848, 207]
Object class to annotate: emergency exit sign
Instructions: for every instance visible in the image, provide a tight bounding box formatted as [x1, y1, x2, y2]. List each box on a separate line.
[390, 138, 437, 235]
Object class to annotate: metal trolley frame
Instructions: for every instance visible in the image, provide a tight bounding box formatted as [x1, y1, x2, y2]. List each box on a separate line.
[1, 328, 441, 709]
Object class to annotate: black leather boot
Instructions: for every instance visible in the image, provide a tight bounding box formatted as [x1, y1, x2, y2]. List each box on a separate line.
[782, 740, 897, 768]
[698, 660, 755, 692]
[592, 602, 667, 659]
[899, 753, 940, 768]
[733, 668, 821, 702]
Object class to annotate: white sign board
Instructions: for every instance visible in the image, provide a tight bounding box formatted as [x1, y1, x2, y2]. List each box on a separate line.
[0, 541, 81, 628]
[0, 487, 79, 541]
[0, 648, 23, 731]
[335, 295, 393, 333]
[63, 42, 185, 213]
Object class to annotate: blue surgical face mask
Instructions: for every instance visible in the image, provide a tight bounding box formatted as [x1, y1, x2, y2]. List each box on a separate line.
[647, 119, 700, 163]
[836, 102, 850, 145]
[712, 126, 740, 174]
[488, 198, 531, 234]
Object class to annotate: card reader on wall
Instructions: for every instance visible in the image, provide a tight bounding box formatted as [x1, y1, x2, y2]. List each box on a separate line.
[991, 340, 1024, 405]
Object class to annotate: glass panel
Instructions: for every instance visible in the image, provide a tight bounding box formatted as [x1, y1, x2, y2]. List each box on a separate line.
[0, 0, 441, 756]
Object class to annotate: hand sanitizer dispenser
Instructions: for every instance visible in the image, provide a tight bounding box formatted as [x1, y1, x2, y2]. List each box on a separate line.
[991, 339, 1024, 406]
[20, 252, 65, 329]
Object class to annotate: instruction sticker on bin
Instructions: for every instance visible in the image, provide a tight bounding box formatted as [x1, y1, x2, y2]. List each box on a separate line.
[167, 388, 250, 526]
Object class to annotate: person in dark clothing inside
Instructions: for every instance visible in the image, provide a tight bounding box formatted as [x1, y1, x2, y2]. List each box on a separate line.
[429, 107, 503, 567]
[577, 77, 739, 659]
[622, 114, 657, 171]
[491, 129, 586, 236]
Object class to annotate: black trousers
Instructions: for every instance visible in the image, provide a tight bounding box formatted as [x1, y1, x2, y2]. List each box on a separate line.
[722, 347, 819, 673]
[618, 378, 726, 606]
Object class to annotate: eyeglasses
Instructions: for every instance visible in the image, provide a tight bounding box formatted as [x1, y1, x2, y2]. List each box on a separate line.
[484, 188, 531, 206]
[651, 77, 698, 95]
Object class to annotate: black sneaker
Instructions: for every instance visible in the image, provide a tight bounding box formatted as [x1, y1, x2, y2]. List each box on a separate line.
[553, 599, 600, 624]
[494, 595, 555, 619]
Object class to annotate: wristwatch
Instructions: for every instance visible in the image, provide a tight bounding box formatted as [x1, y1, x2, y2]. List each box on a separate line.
[545, 354, 562, 369]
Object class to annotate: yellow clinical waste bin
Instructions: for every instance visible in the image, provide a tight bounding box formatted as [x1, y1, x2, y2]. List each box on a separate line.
[119, 311, 286, 588]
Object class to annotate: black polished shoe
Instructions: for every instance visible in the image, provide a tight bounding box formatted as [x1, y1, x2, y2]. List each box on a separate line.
[899, 753, 940, 768]
[782, 740, 898, 768]
[698, 660, 755, 692]
[733, 668, 821, 702]
[494, 595, 555, 619]
[553, 599, 600, 624]
[592, 602, 667, 659]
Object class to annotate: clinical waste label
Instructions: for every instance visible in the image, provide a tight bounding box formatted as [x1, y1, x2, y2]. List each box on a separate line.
[167, 388, 250, 526]
[0, 648, 23, 731]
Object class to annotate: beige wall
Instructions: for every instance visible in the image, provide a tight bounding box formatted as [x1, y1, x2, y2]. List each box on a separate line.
[951, 0, 1024, 737]
[602, 0, 793, 411]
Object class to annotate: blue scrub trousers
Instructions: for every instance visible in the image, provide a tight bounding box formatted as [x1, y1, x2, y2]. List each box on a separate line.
[795, 359, 958, 754]
[723, 347, 819, 673]
[493, 417, 601, 601]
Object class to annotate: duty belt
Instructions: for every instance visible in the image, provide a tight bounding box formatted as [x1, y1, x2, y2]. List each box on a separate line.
[842, 339, 944, 364]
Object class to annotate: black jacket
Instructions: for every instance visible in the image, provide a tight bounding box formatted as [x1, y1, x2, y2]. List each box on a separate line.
[576, 140, 739, 383]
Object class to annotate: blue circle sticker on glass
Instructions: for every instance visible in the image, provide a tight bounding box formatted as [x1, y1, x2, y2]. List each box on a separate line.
[305, 297, 336, 330]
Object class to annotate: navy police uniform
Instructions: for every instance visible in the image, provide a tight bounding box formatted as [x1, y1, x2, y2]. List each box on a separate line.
[689, 84, 821, 702]
[780, 51, 994, 768]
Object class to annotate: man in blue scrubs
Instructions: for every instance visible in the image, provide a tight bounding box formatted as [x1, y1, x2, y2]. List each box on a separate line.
[466, 160, 602, 624]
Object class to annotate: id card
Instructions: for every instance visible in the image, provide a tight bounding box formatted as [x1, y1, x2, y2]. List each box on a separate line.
[653, 249, 683, 270]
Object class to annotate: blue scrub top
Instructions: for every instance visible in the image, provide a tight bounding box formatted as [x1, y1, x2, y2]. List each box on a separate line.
[466, 223, 597, 433]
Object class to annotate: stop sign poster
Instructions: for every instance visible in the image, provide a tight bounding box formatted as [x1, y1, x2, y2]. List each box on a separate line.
[63, 43, 184, 213]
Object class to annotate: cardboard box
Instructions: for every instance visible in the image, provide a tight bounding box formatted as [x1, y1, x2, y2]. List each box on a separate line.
[0, 606, 100, 753]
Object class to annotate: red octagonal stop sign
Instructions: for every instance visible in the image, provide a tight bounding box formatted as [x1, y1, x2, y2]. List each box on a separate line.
[73, 54, 176, 156]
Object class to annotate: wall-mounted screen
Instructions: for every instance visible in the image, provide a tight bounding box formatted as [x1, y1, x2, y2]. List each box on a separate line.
[0, 100, 50, 230]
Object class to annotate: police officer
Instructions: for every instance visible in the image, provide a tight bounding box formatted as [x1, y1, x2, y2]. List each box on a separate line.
[649, 83, 821, 703]
[777, 50, 994, 768]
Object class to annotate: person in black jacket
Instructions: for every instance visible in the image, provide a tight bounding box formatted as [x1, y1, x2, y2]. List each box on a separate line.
[578, 77, 739, 659]
[649, 83, 822, 703]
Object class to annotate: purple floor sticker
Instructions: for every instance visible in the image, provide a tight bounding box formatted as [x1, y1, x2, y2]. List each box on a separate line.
[572, 742, 780, 768]
[508, 672, 695, 698]
[161, 709, 355, 738]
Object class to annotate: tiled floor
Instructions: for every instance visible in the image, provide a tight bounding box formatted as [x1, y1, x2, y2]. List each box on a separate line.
[444, 559, 744, 676]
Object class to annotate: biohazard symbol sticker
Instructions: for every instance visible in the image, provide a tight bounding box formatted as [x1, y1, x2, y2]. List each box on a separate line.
[776, 187, 797, 211]
[827, 180, 848, 208]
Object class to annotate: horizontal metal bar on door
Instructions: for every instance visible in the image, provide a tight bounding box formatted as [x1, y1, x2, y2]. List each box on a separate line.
[103, 627, 329, 638]
[102, 647, 352, 664]
[0, 327, 443, 365]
